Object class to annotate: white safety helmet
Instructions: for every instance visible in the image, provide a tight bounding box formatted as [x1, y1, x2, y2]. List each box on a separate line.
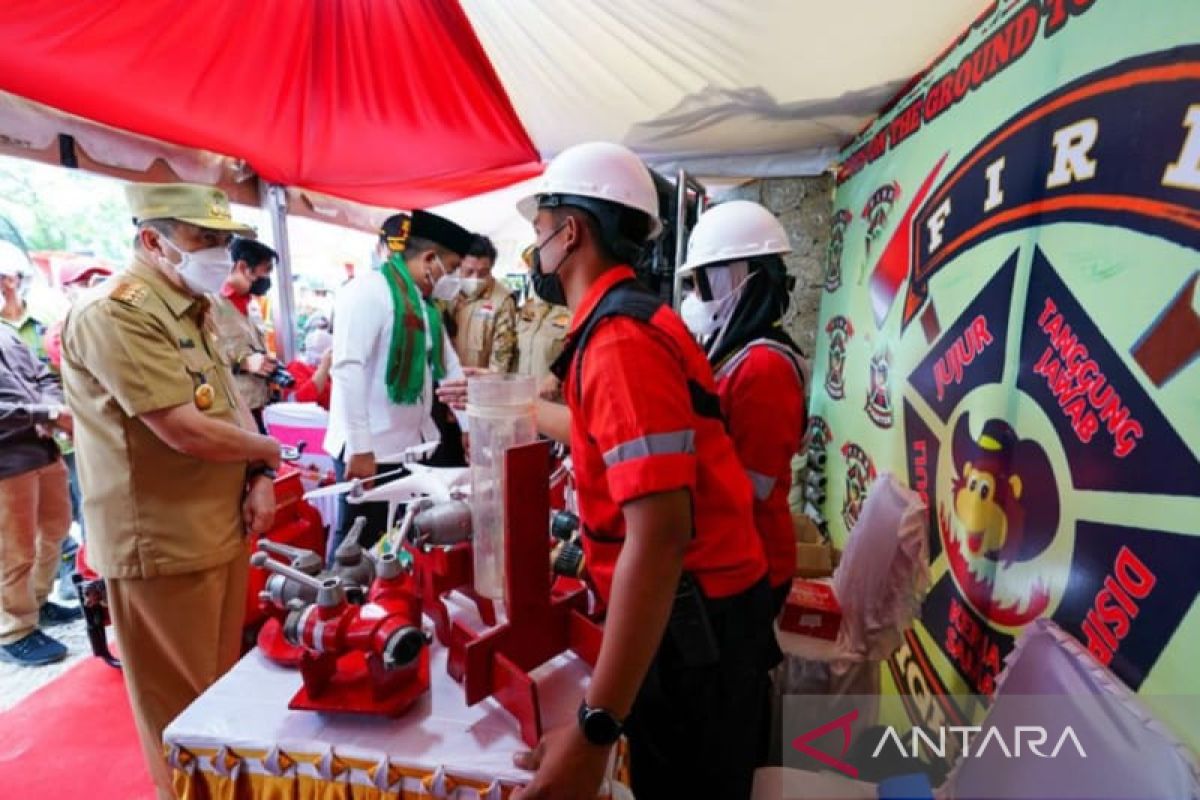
[517, 141, 663, 240]
[678, 200, 791, 275]
[0, 240, 30, 279]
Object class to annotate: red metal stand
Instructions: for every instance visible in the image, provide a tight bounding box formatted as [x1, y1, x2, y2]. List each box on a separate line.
[447, 440, 604, 746]
[403, 540, 497, 646]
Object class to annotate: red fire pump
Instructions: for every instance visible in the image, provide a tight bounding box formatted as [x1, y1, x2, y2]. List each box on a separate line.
[249, 548, 430, 716]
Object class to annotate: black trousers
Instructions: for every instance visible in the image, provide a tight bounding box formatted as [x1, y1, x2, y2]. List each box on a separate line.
[330, 454, 405, 560]
[626, 577, 779, 800]
[770, 580, 791, 620]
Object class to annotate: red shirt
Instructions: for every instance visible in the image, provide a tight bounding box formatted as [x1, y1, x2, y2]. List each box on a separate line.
[285, 360, 332, 410]
[564, 266, 767, 602]
[716, 342, 807, 588]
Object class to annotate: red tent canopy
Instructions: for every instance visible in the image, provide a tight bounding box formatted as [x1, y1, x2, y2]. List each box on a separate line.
[0, 0, 541, 208]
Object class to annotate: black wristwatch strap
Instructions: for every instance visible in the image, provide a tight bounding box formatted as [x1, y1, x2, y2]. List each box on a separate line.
[247, 464, 277, 481]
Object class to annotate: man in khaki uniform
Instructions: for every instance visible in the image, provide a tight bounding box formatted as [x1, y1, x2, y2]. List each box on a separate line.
[210, 237, 279, 430]
[60, 183, 282, 800]
[450, 234, 517, 371]
[512, 243, 572, 399]
[515, 294, 572, 382]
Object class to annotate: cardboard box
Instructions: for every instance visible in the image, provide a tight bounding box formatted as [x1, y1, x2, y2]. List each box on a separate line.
[792, 513, 823, 544]
[779, 578, 842, 640]
[793, 514, 835, 578]
[795, 542, 834, 578]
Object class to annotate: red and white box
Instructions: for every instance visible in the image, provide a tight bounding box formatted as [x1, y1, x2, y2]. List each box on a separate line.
[779, 578, 842, 641]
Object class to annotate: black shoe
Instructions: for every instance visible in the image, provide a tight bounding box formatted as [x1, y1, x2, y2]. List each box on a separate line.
[0, 630, 67, 666]
[39, 601, 83, 627]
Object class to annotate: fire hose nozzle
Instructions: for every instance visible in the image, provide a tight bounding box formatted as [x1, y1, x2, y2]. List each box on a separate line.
[338, 517, 368, 556]
[257, 540, 323, 575]
[252, 552, 346, 608]
[372, 551, 405, 581]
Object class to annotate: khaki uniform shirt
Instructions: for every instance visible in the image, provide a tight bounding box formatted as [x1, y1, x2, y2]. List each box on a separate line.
[60, 256, 247, 579]
[451, 281, 517, 372]
[515, 297, 571, 382]
[210, 294, 271, 410]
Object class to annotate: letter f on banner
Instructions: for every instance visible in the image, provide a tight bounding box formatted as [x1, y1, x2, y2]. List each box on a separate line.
[791, 708, 860, 778]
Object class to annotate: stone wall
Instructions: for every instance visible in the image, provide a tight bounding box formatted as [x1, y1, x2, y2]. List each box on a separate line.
[721, 174, 834, 357]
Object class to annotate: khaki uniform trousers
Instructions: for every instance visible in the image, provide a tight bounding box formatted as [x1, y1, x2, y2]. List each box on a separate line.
[0, 459, 71, 644]
[108, 553, 248, 800]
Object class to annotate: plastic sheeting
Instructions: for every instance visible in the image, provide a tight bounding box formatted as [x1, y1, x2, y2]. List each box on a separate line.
[0, 0, 541, 209]
[832, 471, 930, 663]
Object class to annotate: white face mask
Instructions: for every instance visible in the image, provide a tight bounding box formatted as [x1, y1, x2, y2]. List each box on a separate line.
[680, 292, 725, 337]
[680, 269, 752, 339]
[459, 277, 486, 299]
[430, 255, 461, 302]
[157, 235, 232, 295]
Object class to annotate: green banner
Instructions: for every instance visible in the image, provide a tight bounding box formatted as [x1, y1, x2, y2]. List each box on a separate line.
[812, 0, 1200, 755]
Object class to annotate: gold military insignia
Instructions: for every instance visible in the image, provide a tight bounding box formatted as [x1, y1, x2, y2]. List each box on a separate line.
[109, 280, 149, 308]
[194, 383, 215, 410]
[385, 216, 411, 252]
[551, 313, 571, 327]
[210, 202, 231, 220]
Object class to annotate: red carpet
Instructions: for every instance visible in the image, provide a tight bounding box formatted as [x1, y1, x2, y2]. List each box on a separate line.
[0, 656, 154, 799]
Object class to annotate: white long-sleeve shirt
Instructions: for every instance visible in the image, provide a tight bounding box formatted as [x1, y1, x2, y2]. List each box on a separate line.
[324, 270, 464, 462]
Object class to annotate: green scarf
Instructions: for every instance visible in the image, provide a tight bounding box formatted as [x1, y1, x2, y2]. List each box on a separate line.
[383, 253, 445, 404]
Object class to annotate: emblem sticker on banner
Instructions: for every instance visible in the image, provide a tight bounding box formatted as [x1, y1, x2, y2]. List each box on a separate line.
[865, 347, 894, 428]
[824, 316, 854, 400]
[826, 209, 854, 292]
[859, 181, 901, 286]
[840, 442, 876, 532]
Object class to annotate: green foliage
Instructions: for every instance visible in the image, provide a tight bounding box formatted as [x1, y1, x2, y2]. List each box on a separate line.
[0, 156, 130, 260]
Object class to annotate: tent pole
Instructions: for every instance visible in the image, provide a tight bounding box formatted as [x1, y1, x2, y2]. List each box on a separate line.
[260, 180, 296, 363]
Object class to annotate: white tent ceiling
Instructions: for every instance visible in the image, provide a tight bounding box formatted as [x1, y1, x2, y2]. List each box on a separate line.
[461, 0, 988, 177]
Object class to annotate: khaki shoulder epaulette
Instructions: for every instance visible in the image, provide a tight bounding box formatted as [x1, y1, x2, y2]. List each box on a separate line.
[109, 279, 150, 308]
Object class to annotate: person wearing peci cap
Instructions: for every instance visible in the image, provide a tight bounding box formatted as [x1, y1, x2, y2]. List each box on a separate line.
[323, 208, 473, 555]
[59, 182, 283, 800]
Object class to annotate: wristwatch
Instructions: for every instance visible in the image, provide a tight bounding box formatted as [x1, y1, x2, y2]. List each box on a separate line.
[247, 464, 277, 482]
[577, 701, 623, 746]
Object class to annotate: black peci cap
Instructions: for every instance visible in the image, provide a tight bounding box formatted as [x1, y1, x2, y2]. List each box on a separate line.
[380, 209, 473, 257]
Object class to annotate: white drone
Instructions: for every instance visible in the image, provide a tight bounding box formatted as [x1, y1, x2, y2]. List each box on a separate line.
[303, 441, 470, 533]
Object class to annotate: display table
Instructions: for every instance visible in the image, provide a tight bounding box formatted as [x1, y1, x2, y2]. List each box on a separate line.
[165, 598, 626, 800]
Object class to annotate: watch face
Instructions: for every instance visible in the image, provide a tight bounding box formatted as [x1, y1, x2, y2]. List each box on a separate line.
[581, 707, 622, 745]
